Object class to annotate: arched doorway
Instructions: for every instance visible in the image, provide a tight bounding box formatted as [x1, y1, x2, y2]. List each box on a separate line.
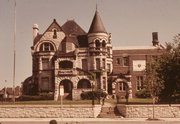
[59, 79, 73, 99]
[77, 79, 91, 89]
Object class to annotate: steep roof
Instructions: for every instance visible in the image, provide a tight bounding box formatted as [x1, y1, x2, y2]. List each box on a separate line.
[45, 19, 63, 32]
[62, 20, 86, 35]
[88, 10, 107, 33]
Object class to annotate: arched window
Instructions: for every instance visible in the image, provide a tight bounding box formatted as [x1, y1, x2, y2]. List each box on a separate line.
[95, 40, 100, 48]
[40, 42, 54, 51]
[102, 40, 106, 47]
[59, 61, 73, 69]
[77, 79, 91, 89]
[53, 29, 57, 39]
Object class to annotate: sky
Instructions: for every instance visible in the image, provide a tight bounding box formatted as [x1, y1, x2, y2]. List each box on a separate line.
[0, 0, 180, 89]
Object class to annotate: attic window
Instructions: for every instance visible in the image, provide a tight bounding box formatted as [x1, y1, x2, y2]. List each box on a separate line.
[53, 29, 57, 39]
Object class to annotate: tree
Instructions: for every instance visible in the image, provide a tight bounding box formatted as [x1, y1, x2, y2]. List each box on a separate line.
[145, 34, 180, 104]
[158, 35, 180, 103]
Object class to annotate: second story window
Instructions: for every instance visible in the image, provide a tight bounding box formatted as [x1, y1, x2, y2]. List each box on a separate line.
[82, 59, 88, 71]
[102, 59, 106, 69]
[96, 58, 100, 70]
[123, 57, 129, 66]
[42, 58, 49, 70]
[40, 42, 54, 52]
[59, 61, 73, 69]
[116, 58, 121, 65]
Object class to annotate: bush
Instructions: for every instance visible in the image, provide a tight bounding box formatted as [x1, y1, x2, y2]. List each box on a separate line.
[81, 90, 107, 100]
[18, 92, 54, 101]
[135, 88, 151, 98]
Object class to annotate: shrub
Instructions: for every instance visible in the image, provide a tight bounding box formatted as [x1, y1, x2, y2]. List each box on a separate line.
[135, 88, 151, 98]
[18, 92, 54, 101]
[81, 90, 107, 100]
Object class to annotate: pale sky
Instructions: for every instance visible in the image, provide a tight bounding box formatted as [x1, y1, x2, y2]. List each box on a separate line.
[0, 0, 180, 89]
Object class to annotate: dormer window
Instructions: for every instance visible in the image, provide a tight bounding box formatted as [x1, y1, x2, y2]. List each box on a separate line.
[53, 29, 57, 39]
[40, 42, 54, 51]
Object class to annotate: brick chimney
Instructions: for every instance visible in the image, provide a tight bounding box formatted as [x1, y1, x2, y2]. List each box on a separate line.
[152, 32, 159, 46]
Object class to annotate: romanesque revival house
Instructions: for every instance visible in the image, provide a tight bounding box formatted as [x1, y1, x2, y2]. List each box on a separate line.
[23, 10, 164, 100]
[25, 10, 113, 100]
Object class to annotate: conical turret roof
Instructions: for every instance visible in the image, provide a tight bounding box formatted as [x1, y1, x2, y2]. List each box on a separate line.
[88, 10, 107, 33]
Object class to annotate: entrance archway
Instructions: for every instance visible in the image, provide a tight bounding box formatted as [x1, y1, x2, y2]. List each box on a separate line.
[59, 79, 73, 99]
[77, 79, 91, 89]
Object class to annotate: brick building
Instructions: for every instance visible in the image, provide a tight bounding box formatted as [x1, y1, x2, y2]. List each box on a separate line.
[23, 10, 164, 100]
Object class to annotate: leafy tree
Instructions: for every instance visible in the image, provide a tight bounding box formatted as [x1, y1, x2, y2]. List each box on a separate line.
[158, 35, 180, 103]
[145, 34, 180, 103]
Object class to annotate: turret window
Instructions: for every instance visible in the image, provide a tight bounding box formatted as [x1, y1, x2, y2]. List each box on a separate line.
[95, 40, 100, 47]
[40, 42, 54, 51]
[102, 40, 106, 47]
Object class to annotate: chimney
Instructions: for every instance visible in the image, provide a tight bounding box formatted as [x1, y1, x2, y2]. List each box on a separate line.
[152, 32, 159, 46]
[33, 24, 39, 40]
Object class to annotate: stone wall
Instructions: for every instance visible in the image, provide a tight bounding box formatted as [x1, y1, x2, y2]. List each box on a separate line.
[0, 105, 101, 118]
[117, 104, 180, 118]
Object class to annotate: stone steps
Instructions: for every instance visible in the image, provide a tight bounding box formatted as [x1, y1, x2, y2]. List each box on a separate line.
[98, 106, 123, 118]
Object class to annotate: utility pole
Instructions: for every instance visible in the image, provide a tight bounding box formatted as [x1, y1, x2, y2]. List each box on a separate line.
[12, 0, 16, 103]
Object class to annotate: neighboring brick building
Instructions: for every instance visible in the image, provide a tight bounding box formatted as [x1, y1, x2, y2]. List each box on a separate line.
[111, 44, 164, 99]
[23, 10, 164, 100]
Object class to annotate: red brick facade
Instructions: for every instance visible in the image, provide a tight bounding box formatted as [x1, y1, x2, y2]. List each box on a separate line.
[111, 47, 164, 98]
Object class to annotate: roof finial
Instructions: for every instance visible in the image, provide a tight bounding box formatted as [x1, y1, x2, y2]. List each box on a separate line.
[96, 3, 98, 11]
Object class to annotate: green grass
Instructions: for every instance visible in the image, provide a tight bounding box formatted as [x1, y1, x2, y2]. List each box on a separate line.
[0, 98, 153, 105]
[0, 100, 100, 105]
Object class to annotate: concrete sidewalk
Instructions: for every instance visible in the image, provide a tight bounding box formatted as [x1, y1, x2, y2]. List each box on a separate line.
[0, 118, 180, 122]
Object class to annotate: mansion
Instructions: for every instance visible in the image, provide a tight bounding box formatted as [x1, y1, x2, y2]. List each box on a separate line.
[23, 10, 164, 100]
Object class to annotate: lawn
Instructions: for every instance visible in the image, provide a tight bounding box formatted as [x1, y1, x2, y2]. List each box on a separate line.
[0, 98, 153, 105]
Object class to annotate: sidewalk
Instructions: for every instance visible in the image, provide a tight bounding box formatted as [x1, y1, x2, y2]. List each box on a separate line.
[0, 118, 180, 122]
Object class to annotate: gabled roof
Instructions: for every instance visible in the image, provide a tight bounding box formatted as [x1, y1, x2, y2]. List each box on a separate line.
[62, 20, 86, 35]
[88, 10, 107, 33]
[45, 19, 63, 32]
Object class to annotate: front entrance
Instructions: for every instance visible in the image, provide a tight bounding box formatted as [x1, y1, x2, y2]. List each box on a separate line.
[59, 79, 73, 99]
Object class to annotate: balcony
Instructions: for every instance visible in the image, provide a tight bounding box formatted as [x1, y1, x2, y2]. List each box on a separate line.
[57, 68, 77, 76]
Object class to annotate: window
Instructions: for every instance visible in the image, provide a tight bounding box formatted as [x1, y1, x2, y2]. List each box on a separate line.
[41, 77, 49, 90]
[59, 61, 73, 69]
[95, 40, 100, 49]
[116, 58, 121, 65]
[42, 58, 49, 70]
[102, 40, 106, 47]
[119, 82, 126, 91]
[40, 42, 54, 51]
[107, 64, 111, 72]
[96, 58, 100, 70]
[136, 76, 144, 90]
[102, 59, 105, 69]
[123, 57, 129, 66]
[82, 59, 88, 71]
[103, 77, 106, 90]
[53, 29, 57, 39]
